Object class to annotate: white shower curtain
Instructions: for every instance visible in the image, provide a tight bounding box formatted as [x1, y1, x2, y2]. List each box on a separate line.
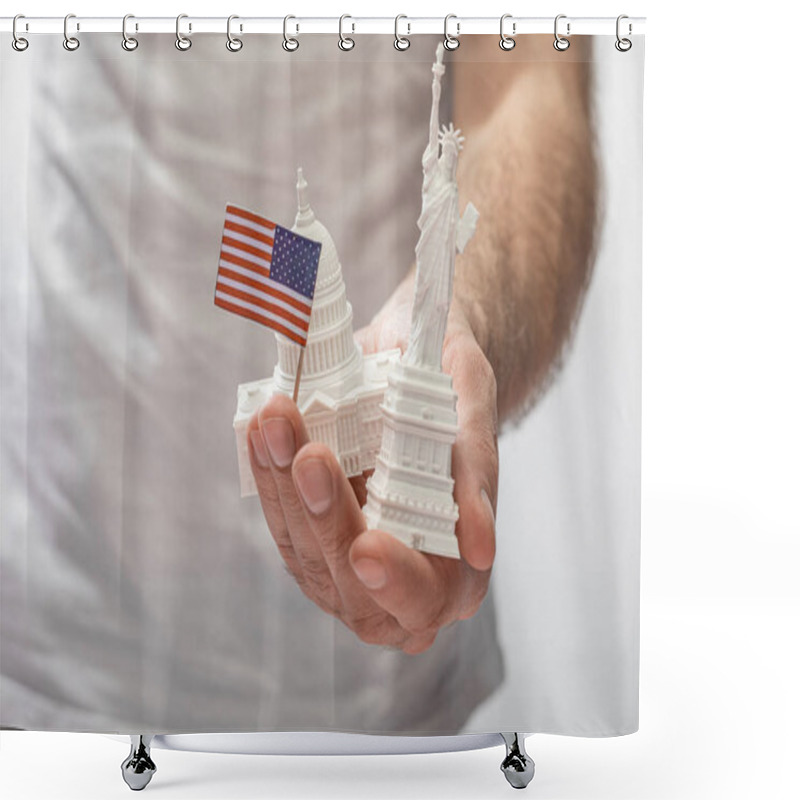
[0, 30, 642, 737]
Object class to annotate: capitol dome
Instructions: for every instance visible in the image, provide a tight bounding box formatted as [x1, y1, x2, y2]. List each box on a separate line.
[272, 169, 363, 400]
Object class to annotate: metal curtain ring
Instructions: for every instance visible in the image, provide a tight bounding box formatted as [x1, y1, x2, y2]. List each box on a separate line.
[394, 14, 410, 51]
[499, 14, 516, 51]
[122, 14, 138, 51]
[12, 14, 28, 51]
[283, 15, 299, 51]
[615, 14, 632, 52]
[443, 14, 460, 51]
[227, 15, 243, 51]
[63, 13, 80, 51]
[553, 14, 570, 51]
[339, 14, 355, 51]
[175, 14, 192, 51]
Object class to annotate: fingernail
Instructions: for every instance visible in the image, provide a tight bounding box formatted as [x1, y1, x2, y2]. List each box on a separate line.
[481, 488, 495, 527]
[249, 431, 270, 467]
[352, 558, 387, 590]
[294, 458, 333, 516]
[261, 417, 295, 468]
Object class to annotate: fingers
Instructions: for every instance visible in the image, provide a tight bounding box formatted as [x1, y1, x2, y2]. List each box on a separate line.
[249, 394, 341, 615]
[291, 444, 412, 647]
[445, 336, 499, 573]
[349, 530, 483, 636]
[247, 408, 303, 582]
[249, 396, 421, 650]
[292, 443, 365, 582]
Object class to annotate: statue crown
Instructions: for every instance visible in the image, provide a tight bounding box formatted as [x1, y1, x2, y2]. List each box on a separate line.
[439, 122, 465, 152]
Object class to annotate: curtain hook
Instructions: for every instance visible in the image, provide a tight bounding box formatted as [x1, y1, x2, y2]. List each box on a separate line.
[122, 14, 139, 51]
[283, 15, 299, 52]
[499, 14, 516, 51]
[175, 14, 192, 51]
[227, 14, 243, 52]
[615, 14, 632, 52]
[394, 14, 410, 51]
[12, 14, 29, 52]
[443, 14, 460, 51]
[339, 14, 355, 51]
[63, 13, 80, 51]
[553, 14, 570, 51]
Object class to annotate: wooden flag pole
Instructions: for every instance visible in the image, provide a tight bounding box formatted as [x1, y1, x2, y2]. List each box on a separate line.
[292, 347, 305, 404]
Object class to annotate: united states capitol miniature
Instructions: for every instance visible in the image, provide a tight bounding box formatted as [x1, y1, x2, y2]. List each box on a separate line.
[232, 169, 401, 498]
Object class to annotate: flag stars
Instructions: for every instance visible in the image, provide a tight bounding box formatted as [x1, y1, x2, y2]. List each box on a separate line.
[270, 226, 320, 300]
[215, 206, 321, 346]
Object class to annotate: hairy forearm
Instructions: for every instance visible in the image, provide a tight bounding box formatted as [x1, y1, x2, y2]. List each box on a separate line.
[452, 42, 598, 423]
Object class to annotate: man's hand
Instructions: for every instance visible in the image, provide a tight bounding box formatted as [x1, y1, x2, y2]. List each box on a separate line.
[246, 276, 498, 655]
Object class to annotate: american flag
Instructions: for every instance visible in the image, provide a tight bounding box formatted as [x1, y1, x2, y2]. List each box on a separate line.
[214, 204, 322, 346]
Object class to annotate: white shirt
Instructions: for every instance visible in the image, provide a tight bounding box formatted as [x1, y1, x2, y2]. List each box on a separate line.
[0, 34, 503, 734]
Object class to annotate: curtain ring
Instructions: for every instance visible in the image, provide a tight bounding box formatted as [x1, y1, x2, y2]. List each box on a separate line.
[553, 14, 570, 51]
[338, 14, 355, 51]
[394, 14, 410, 51]
[122, 14, 139, 51]
[499, 14, 516, 51]
[63, 13, 80, 51]
[283, 15, 299, 52]
[615, 14, 632, 52]
[11, 14, 29, 52]
[227, 14, 243, 52]
[443, 14, 460, 51]
[175, 14, 192, 51]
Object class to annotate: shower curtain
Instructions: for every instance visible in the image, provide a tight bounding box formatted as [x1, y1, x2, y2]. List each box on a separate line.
[0, 29, 643, 738]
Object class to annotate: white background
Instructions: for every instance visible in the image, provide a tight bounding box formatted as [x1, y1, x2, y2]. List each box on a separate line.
[1, 1, 798, 799]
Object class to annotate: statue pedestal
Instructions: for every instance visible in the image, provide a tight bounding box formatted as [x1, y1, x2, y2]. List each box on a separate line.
[364, 360, 460, 560]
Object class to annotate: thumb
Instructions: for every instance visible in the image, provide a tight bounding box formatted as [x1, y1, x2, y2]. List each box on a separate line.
[446, 335, 499, 572]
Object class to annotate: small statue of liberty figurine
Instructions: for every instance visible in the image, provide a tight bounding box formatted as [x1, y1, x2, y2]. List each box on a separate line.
[404, 43, 479, 371]
[364, 44, 477, 560]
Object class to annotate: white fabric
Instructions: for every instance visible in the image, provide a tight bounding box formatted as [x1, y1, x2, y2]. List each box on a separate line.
[1, 34, 642, 737]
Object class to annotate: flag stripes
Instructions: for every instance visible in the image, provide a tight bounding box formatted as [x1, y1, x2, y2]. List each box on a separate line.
[223, 221, 275, 247]
[221, 235, 272, 265]
[215, 275, 310, 326]
[213, 296, 308, 345]
[214, 203, 322, 347]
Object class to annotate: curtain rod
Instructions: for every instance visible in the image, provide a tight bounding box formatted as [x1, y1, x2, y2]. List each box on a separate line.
[0, 16, 646, 37]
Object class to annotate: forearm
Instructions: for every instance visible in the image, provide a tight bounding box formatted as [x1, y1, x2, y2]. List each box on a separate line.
[452, 40, 598, 423]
